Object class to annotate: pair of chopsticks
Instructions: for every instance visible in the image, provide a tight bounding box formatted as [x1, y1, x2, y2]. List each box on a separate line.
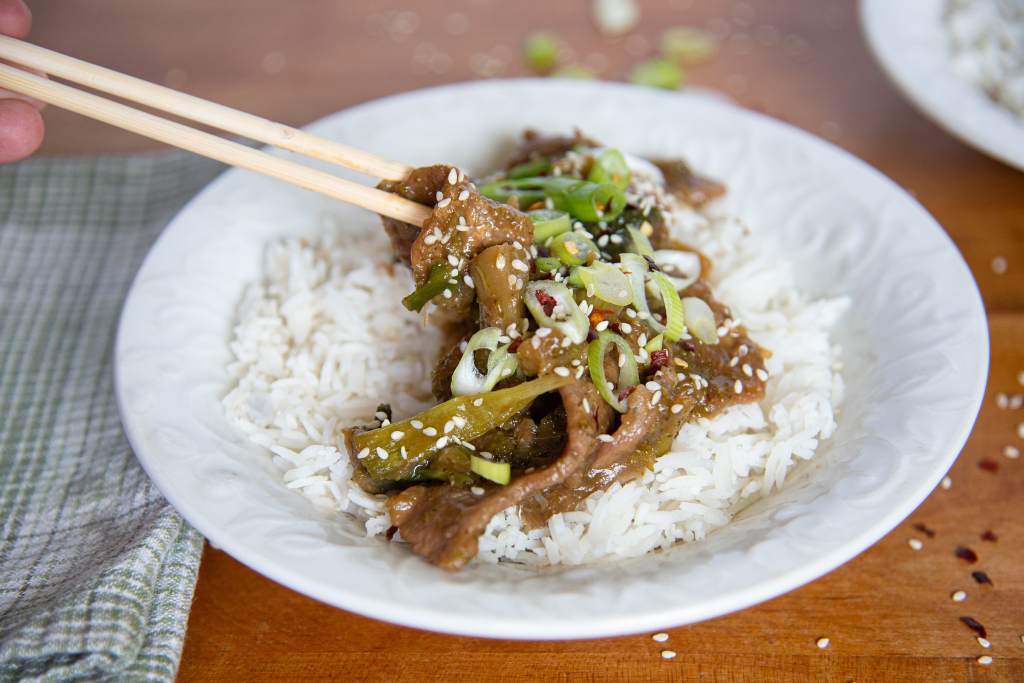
[0, 36, 433, 226]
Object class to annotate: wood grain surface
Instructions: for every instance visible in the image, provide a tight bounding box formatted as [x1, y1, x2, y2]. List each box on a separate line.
[23, 0, 1024, 680]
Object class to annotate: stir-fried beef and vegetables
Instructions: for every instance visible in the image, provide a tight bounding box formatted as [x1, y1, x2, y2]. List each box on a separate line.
[346, 131, 767, 571]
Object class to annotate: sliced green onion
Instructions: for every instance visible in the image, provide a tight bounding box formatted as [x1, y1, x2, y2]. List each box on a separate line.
[626, 226, 654, 257]
[550, 231, 598, 266]
[645, 333, 664, 353]
[652, 249, 701, 290]
[660, 27, 716, 65]
[588, 148, 632, 190]
[451, 327, 518, 396]
[524, 280, 590, 344]
[524, 32, 560, 73]
[535, 256, 563, 273]
[566, 182, 627, 222]
[529, 209, 571, 242]
[650, 272, 685, 341]
[570, 261, 632, 305]
[470, 455, 510, 485]
[402, 262, 451, 311]
[508, 157, 552, 179]
[682, 296, 719, 344]
[630, 58, 683, 90]
[587, 331, 640, 413]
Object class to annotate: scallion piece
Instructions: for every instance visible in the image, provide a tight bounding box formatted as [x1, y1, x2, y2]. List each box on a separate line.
[570, 261, 632, 306]
[626, 226, 654, 257]
[566, 182, 627, 222]
[587, 331, 640, 413]
[508, 157, 552, 179]
[470, 455, 511, 485]
[524, 32, 560, 73]
[524, 280, 590, 344]
[588, 148, 632, 190]
[650, 272, 685, 341]
[535, 256, 563, 273]
[645, 333, 664, 353]
[620, 254, 684, 341]
[630, 58, 683, 90]
[550, 231, 598, 266]
[682, 296, 718, 344]
[451, 327, 519, 397]
[652, 249, 701, 290]
[402, 262, 451, 311]
[529, 209, 571, 242]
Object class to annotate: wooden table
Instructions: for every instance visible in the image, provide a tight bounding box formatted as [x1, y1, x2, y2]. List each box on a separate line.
[27, 1, 1023, 680]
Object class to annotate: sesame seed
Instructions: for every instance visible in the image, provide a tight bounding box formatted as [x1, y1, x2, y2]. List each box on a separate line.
[554, 366, 570, 377]
[381, 418, 390, 426]
[435, 191, 444, 201]
[671, 403, 684, 414]
[651, 390, 662, 406]
[442, 288, 453, 299]
[535, 327, 552, 338]
[1011, 394, 1024, 409]
[464, 274, 475, 288]
[738, 344, 749, 356]
[977, 655, 992, 666]
[447, 254, 459, 267]
[660, 650, 676, 660]
[729, 357, 740, 367]
[597, 434, 614, 442]
[816, 637, 830, 649]
[908, 538, 923, 550]
[448, 168, 458, 184]
[734, 379, 743, 394]
[400, 446, 408, 459]
[458, 190, 470, 201]
[652, 632, 669, 642]
[495, 255, 506, 270]
[1018, 422, 1024, 439]
[618, 353, 626, 367]
[437, 197, 452, 208]
[756, 368, 769, 381]
[996, 393, 1009, 409]
[952, 590, 967, 602]
[596, 320, 609, 332]
[498, 335, 511, 344]
[586, 284, 596, 297]
[645, 381, 660, 391]
[436, 436, 449, 448]
[356, 447, 370, 459]
[512, 259, 529, 272]
[472, 398, 483, 407]
[941, 476, 952, 490]
[991, 256, 1007, 274]
[422, 427, 437, 437]
[471, 486, 485, 496]
[583, 398, 591, 413]
[742, 363, 753, 377]
[561, 336, 573, 347]
[638, 334, 647, 347]
[452, 416, 467, 428]
[513, 240, 524, 250]
[507, 274, 517, 288]
[530, 336, 541, 349]
[376, 447, 388, 460]
[1005, 445, 1020, 459]
[620, 323, 633, 334]
[625, 308, 637, 318]
[424, 235, 438, 245]
[443, 420, 455, 434]
[977, 636, 991, 648]
[390, 431, 405, 442]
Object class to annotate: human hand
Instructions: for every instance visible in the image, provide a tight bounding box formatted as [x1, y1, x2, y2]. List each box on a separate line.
[0, 0, 43, 163]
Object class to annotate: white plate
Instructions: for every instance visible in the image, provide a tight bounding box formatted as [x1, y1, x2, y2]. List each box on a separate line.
[115, 80, 988, 639]
[861, 0, 1024, 172]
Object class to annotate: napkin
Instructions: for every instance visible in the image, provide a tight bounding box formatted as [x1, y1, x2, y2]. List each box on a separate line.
[0, 152, 223, 681]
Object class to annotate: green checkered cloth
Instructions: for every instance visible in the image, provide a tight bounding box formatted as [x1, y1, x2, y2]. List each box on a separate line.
[0, 151, 225, 681]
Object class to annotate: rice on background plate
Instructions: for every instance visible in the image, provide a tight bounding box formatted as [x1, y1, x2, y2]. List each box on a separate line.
[222, 180, 849, 568]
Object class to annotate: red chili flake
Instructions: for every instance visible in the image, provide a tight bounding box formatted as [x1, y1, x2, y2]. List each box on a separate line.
[534, 290, 557, 317]
[912, 523, 936, 538]
[385, 526, 398, 541]
[955, 546, 979, 563]
[679, 340, 696, 352]
[617, 385, 636, 402]
[971, 571, 993, 586]
[959, 616, 987, 638]
[508, 337, 523, 353]
[978, 458, 999, 472]
[980, 529, 998, 543]
[588, 308, 614, 327]
[650, 349, 670, 372]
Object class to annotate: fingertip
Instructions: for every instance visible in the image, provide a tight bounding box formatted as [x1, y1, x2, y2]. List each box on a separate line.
[0, 0, 32, 37]
[0, 99, 44, 163]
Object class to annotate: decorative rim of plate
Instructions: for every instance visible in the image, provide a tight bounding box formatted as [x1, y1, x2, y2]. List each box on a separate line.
[115, 78, 989, 639]
[860, 0, 1024, 172]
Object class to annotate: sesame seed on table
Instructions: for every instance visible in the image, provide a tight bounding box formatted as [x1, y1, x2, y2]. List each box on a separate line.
[26, 0, 1024, 680]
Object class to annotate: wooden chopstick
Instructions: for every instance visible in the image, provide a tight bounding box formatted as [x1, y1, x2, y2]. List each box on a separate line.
[0, 36, 412, 181]
[0, 63, 432, 227]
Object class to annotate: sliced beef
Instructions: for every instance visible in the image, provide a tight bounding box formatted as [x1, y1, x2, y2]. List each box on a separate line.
[651, 159, 726, 208]
[385, 380, 599, 570]
[469, 244, 527, 330]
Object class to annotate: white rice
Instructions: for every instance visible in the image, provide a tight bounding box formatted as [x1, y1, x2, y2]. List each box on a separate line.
[946, 0, 1024, 118]
[223, 187, 847, 567]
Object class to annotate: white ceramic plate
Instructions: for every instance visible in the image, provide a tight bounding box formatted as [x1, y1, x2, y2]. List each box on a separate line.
[861, 0, 1024, 172]
[115, 80, 988, 639]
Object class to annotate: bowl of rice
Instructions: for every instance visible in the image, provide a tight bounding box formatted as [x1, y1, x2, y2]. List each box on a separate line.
[115, 79, 988, 638]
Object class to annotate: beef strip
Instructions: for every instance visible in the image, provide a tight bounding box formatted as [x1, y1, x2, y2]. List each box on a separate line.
[469, 244, 527, 330]
[378, 164, 534, 322]
[386, 380, 599, 570]
[651, 159, 726, 208]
